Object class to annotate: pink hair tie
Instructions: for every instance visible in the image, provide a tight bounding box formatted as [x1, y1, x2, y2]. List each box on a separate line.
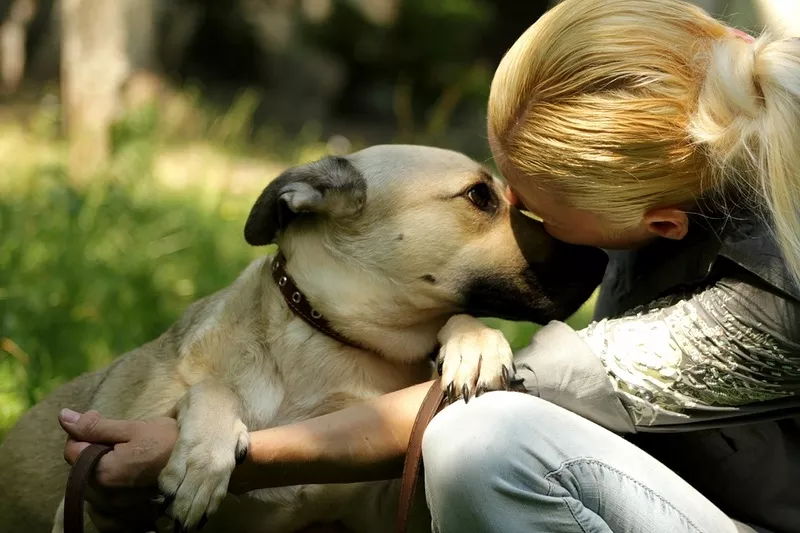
[731, 28, 755, 43]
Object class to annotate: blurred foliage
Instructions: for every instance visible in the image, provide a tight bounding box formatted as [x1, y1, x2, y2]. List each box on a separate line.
[301, 0, 497, 122]
[0, 144, 255, 436]
[0, 88, 596, 440]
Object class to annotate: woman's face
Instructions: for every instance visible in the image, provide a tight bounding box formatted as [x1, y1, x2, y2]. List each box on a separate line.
[497, 159, 660, 250]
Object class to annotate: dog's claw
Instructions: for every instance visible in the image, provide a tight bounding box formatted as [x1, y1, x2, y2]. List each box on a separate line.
[462, 384, 470, 403]
[159, 492, 175, 513]
[235, 444, 248, 465]
[436, 357, 444, 376]
[512, 363, 517, 376]
[475, 385, 486, 397]
[446, 383, 455, 404]
[198, 514, 208, 531]
[501, 366, 510, 390]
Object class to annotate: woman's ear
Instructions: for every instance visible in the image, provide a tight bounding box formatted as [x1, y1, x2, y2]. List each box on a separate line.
[643, 207, 689, 240]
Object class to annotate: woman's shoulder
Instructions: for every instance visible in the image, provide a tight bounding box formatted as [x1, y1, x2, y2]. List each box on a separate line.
[594, 211, 800, 320]
[715, 213, 800, 303]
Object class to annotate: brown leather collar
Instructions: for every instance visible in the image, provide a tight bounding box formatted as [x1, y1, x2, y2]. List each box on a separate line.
[271, 251, 367, 351]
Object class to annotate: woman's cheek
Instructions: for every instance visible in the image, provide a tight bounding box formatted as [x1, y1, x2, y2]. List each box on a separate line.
[542, 223, 572, 242]
[544, 222, 602, 247]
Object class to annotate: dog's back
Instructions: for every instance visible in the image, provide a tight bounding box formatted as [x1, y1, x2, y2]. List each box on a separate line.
[0, 369, 109, 533]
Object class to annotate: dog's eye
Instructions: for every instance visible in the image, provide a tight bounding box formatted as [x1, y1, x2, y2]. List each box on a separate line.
[466, 183, 495, 211]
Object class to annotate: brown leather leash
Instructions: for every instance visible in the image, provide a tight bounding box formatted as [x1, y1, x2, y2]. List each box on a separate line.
[394, 380, 447, 533]
[64, 443, 113, 533]
[393, 377, 526, 533]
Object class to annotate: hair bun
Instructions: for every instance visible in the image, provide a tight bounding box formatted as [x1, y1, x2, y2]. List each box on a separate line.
[689, 35, 762, 169]
[690, 33, 800, 288]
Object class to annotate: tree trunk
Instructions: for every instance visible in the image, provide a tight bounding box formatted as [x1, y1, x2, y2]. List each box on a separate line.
[60, 0, 130, 182]
[0, 0, 37, 95]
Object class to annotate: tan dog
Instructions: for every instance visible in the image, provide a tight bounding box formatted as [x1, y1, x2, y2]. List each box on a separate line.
[0, 144, 608, 533]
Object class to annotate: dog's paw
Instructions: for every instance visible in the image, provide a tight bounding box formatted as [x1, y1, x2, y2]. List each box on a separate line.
[436, 314, 515, 403]
[158, 418, 249, 531]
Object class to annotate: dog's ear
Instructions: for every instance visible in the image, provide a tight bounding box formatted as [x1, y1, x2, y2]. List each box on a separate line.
[244, 156, 367, 246]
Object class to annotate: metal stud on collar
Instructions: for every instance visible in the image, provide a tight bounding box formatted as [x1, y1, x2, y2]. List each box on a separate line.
[271, 250, 366, 351]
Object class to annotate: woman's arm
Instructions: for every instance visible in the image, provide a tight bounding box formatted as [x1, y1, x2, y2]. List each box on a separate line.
[61, 380, 435, 492]
[515, 273, 800, 433]
[228, 380, 433, 493]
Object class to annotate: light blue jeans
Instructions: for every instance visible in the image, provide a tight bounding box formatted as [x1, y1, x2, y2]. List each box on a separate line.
[421, 391, 759, 533]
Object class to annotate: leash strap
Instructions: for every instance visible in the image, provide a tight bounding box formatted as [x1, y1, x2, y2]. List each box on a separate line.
[64, 443, 113, 533]
[394, 377, 529, 533]
[394, 380, 447, 533]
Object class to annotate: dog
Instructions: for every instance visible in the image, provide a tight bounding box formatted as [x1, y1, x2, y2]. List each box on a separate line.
[0, 144, 608, 533]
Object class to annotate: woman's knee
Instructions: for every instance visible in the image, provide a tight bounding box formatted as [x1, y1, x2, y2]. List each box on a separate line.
[421, 391, 550, 489]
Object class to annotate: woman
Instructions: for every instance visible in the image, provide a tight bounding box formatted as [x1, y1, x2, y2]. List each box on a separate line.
[60, 0, 800, 532]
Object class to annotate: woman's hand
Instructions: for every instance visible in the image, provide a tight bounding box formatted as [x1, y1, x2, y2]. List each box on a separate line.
[59, 409, 179, 531]
[60, 408, 177, 488]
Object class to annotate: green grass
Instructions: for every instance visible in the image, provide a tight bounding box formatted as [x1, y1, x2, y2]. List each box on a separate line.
[0, 154, 260, 435]
[0, 95, 596, 439]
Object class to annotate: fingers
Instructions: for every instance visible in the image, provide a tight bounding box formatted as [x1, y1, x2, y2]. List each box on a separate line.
[63, 436, 92, 466]
[59, 408, 137, 444]
[59, 409, 142, 488]
[63, 438, 133, 488]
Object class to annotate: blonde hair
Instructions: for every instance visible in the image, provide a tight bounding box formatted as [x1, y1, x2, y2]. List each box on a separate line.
[488, 0, 800, 288]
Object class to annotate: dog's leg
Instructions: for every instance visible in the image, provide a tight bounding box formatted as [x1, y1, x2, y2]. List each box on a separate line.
[158, 379, 249, 531]
[437, 314, 515, 401]
[334, 478, 431, 533]
[203, 484, 366, 533]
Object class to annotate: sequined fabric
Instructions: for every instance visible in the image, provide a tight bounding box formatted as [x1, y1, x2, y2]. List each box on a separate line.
[578, 281, 800, 427]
